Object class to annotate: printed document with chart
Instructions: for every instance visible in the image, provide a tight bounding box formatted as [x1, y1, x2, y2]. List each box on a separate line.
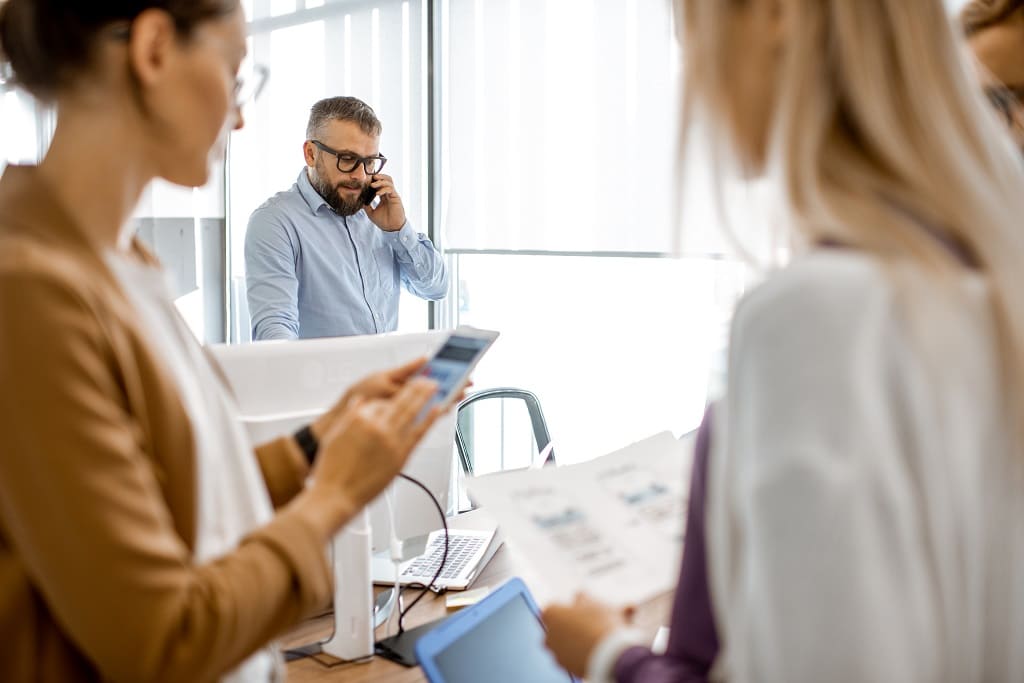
[467, 431, 694, 607]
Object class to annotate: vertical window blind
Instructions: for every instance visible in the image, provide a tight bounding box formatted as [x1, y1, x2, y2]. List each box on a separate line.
[440, 0, 681, 255]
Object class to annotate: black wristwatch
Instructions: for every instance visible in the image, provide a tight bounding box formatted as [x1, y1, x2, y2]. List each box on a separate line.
[293, 424, 319, 466]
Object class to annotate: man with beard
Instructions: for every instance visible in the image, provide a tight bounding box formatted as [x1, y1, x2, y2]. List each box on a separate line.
[245, 96, 447, 340]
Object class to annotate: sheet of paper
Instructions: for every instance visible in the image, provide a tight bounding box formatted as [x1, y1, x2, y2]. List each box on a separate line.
[468, 431, 695, 607]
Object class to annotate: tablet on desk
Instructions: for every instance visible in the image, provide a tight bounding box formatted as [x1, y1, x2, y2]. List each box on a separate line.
[415, 577, 580, 683]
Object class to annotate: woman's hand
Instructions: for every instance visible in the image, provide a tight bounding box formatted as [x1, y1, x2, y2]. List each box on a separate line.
[542, 594, 632, 678]
[296, 376, 440, 540]
[310, 357, 429, 442]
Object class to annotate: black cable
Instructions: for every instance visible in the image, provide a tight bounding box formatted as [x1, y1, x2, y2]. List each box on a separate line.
[396, 472, 449, 635]
[286, 473, 447, 663]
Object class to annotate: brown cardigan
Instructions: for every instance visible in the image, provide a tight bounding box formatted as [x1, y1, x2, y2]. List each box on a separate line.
[0, 166, 332, 681]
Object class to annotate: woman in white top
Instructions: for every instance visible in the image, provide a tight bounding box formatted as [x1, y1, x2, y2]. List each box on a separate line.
[544, 0, 1024, 681]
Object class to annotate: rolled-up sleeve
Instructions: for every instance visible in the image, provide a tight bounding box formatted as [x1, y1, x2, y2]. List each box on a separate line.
[387, 222, 449, 300]
[245, 209, 301, 340]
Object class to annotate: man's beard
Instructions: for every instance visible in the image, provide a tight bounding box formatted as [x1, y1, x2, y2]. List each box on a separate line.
[310, 164, 366, 217]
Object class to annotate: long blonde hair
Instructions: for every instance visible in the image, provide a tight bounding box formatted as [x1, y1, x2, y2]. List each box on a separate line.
[679, 0, 1024, 448]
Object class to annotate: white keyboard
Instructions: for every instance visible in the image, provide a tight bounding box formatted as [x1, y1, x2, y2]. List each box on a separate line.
[372, 528, 498, 591]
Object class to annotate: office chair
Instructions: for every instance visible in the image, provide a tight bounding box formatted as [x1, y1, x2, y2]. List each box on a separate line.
[455, 387, 556, 476]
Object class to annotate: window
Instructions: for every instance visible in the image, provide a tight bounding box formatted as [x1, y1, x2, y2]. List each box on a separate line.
[439, 0, 681, 254]
[439, 0, 753, 464]
[0, 88, 42, 171]
[132, 172, 227, 343]
[228, 0, 432, 341]
[0, 1, 760, 466]
[453, 253, 746, 465]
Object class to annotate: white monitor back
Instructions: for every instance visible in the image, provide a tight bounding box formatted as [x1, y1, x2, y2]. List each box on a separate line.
[209, 331, 454, 552]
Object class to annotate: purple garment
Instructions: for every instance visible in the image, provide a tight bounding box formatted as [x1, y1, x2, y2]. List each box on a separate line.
[613, 407, 718, 683]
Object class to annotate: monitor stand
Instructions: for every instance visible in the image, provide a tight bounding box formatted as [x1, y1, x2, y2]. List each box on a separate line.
[282, 513, 450, 667]
[283, 588, 397, 663]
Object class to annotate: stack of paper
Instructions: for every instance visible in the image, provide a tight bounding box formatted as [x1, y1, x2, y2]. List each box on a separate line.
[467, 431, 695, 607]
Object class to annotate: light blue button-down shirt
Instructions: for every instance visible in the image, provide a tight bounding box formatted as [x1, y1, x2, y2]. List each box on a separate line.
[245, 169, 448, 340]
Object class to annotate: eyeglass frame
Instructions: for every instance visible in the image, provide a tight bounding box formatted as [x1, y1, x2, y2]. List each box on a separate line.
[984, 83, 1024, 130]
[234, 64, 269, 109]
[309, 140, 388, 175]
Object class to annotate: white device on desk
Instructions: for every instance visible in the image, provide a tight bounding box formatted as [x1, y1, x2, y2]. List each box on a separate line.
[209, 331, 458, 661]
[369, 327, 503, 591]
[209, 331, 456, 554]
[321, 508, 374, 660]
[371, 526, 502, 591]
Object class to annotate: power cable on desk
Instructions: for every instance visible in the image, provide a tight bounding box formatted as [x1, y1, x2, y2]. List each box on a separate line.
[283, 472, 449, 664]
[395, 472, 449, 635]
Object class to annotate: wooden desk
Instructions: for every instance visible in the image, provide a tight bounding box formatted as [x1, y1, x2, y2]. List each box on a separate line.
[283, 542, 674, 682]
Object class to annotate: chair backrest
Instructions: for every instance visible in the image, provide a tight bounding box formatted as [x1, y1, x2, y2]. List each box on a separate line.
[455, 387, 555, 476]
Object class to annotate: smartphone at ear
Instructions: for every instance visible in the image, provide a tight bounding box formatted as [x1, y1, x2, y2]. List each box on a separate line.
[359, 180, 378, 206]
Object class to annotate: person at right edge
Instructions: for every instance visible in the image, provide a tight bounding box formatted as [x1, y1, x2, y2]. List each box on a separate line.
[544, 0, 1024, 681]
[962, 0, 1024, 153]
[0, 2, 450, 681]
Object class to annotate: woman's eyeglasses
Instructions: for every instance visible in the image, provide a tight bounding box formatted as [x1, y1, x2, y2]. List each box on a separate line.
[234, 64, 269, 110]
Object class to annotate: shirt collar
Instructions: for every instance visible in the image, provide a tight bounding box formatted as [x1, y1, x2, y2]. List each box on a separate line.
[296, 167, 330, 215]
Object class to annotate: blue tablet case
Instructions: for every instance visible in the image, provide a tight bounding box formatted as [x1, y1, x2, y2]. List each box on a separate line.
[415, 577, 581, 683]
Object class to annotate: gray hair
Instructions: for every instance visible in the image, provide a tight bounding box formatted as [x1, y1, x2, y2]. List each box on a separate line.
[306, 96, 382, 140]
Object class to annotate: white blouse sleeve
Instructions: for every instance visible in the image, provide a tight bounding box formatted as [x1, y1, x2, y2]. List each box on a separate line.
[708, 258, 943, 682]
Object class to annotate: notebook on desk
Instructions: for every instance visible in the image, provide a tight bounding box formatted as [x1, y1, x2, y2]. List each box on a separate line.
[371, 527, 503, 591]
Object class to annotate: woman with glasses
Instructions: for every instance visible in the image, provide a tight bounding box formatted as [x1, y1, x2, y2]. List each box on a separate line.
[0, 2, 446, 681]
[963, 0, 1024, 151]
[544, 0, 1024, 681]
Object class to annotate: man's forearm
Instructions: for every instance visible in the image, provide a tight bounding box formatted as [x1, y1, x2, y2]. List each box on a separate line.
[390, 224, 449, 299]
[252, 318, 299, 341]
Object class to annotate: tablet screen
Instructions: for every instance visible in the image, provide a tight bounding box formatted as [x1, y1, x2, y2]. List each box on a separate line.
[432, 594, 574, 682]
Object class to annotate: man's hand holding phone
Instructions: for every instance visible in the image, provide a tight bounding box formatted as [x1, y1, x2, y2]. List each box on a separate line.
[363, 173, 406, 232]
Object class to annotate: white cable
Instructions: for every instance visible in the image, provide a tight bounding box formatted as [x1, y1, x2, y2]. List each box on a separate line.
[383, 483, 403, 637]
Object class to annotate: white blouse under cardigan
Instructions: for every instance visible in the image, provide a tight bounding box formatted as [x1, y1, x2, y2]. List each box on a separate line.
[106, 252, 282, 683]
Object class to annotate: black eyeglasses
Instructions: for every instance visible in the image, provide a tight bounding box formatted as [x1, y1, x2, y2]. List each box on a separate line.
[310, 140, 388, 175]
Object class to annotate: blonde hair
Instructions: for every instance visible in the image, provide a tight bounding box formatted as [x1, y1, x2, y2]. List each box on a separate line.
[679, 0, 1024, 447]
